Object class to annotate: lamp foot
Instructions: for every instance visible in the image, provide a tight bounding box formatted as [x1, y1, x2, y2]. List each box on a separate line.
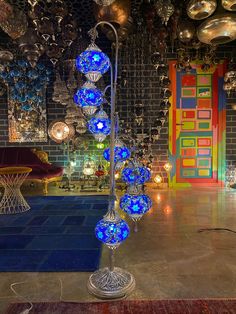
[87, 267, 135, 299]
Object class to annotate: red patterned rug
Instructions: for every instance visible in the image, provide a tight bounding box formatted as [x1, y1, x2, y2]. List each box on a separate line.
[6, 299, 236, 314]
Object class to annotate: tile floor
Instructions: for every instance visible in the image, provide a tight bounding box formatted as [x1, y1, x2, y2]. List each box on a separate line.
[0, 185, 236, 312]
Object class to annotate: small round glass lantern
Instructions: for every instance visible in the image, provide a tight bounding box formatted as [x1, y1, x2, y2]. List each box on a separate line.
[88, 109, 111, 142]
[74, 81, 103, 116]
[120, 193, 152, 221]
[154, 174, 163, 186]
[83, 161, 95, 176]
[95, 214, 130, 249]
[163, 162, 172, 172]
[76, 43, 110, 82]
[103, 140, 131, 163]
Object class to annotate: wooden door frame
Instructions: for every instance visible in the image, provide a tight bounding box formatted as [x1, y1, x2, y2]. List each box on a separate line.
[168, 60, 227, 188]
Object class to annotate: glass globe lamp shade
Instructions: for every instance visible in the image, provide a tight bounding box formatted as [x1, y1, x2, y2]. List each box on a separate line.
[120, 194, 152, 221]
[95, 215, 130, 249]
[48, 120, 75, 144]
[163, 162, 172, 172]
[76, 43, 110, 82]
[122, 164, 151, 185]
[97, 142, 105, 149]
[103, 144, 131, 163]
[83, 162, 95, 176]
[76, 118, 87, 134]
[88, 109, 111, 142]
[74, 81, 103, 116]
[154, 174, 163, 185]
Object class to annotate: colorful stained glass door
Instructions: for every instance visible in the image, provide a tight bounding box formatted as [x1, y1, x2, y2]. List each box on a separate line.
[168, 62, 226, 187]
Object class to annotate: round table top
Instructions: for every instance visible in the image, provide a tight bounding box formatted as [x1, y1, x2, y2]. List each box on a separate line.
[0, 167, 32, 175]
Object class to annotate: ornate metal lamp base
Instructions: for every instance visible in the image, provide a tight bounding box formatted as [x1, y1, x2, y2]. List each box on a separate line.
[87, 267, 135, 299]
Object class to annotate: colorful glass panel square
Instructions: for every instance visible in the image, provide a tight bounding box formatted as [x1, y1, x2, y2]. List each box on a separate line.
[198, 169, 210, 176]
[182, 158, 196, 167]
[197, 110, 211, 119]
[197, 99, 212, 108]
[197, 138, 211, 147]
[181, 148, 196, 157]
[197, 158, 211, 168]
[182, 75, 196, 86]
[198, 122, 211, 130]
[182, 87, 196, 97]
[181, 138, 196, 147]
[182, 110, 195, 119]
[197, 87, 212, 98]
[182, 169, 196, 177]
[198, 148, 211, 156]
[197, 75, 212, 86]
[181, 98, 196, 108]
[182, 121, 196, 130]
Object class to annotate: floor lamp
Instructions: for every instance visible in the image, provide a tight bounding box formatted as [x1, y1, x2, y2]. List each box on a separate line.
[75, 22, 135, 299]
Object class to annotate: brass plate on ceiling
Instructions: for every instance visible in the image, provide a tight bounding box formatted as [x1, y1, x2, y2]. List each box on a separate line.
[197, 14, 236, 44]
[187, 0, 217, 20]
[222, 0, 236, 11]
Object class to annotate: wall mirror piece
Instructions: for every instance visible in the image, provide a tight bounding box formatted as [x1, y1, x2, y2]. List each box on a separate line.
[8, 87, 47, 143]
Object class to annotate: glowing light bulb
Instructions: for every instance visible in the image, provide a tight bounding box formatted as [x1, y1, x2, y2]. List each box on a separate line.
[163, 162, 172, 172]
[154, 174, 163, 185]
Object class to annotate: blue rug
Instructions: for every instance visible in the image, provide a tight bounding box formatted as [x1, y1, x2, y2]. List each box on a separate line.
[0, 196, 108, 272]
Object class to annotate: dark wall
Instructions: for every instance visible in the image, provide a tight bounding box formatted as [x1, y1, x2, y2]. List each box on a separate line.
[0, 36, 236, 183]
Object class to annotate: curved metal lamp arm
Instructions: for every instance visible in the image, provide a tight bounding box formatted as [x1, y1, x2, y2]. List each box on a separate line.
[89, 21, 119, 210]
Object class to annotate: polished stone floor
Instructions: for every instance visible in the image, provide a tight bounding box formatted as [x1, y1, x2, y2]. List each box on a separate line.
[0, 185, 236, 312]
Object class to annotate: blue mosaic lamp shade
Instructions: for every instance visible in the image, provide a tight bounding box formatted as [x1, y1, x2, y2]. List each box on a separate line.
[122, 166, 151, 185]
[103, 145, 131, 163]
[120, 194, 152, 221]
[138, 166, 151, 184]
[95, 217, 130, 249]
[88, 110, 111, 142]
[74, 81, 103, 116]
[76, 43, 110, 82]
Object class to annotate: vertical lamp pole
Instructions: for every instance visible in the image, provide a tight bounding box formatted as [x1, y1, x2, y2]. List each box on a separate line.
[87, 21, 135, 299]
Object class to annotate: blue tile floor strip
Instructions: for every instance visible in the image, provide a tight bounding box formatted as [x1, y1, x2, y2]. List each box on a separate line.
[0, 196, 108, 272]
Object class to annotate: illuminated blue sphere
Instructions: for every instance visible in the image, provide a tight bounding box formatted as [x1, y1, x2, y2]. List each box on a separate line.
[95, 217, 130, 249]
[88, 110, 111, 142]
[103, 145, 131, 163]
[122, 166, 151, 185]
[74, 82, 103, 116]
[76, 44, 110, 82]
[120, 194, 152, 220]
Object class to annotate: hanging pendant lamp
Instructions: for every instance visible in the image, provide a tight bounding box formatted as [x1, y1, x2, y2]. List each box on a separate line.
[187, 0, 217, 20]
[222, 0, 236, 11]
[197, 3, 236, 44]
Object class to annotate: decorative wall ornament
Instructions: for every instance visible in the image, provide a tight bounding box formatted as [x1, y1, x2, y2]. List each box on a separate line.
[0, 6, 28, 39]
[27, 0, 78, 65]
[18, 28, 45, 68]
[223, 61, 236, 95]
[187, 0, 217, 20]
[155, 0, 174, 25]
[0, 59, 50, 143]
[0, 0, 12, 23]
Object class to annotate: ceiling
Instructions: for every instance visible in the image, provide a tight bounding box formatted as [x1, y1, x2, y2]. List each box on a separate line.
[8, 0, 146, 30]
